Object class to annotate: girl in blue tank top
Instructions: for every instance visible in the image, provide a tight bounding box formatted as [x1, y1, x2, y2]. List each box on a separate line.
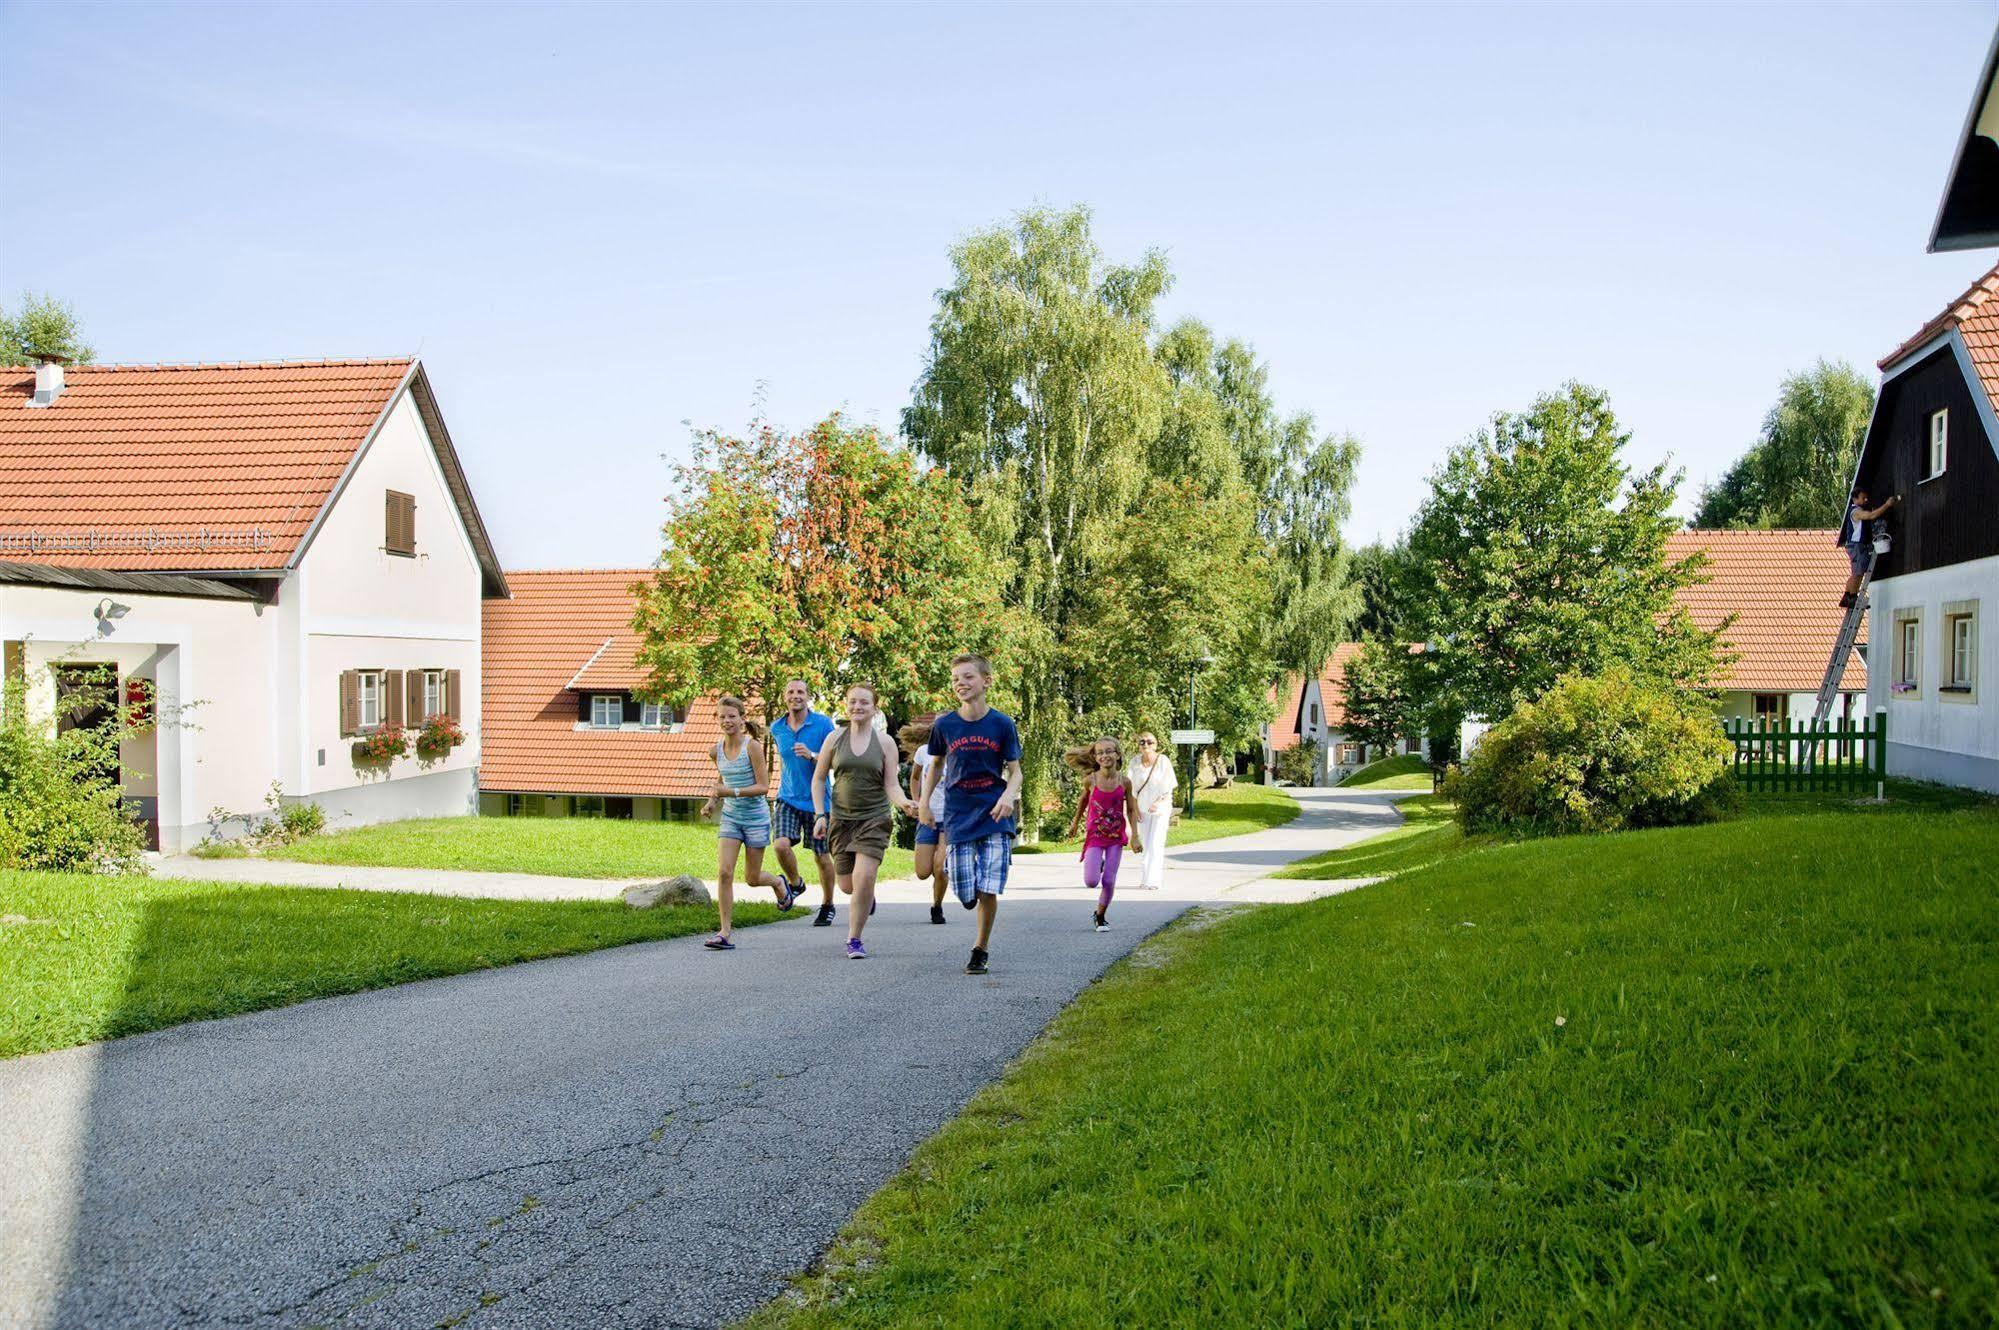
[701, 695, 797, 949]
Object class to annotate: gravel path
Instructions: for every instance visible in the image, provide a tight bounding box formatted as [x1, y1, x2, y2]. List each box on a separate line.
[2, 787, 1406, 1329]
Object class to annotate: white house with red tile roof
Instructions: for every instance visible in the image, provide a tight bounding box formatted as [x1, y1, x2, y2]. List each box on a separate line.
[477, 569, 728, 819]
[0, 358, 507, 849]
[1667, 529, 1868, 729]
[1848, 261, 1999, 792]
[1264, 643, 1425, 785]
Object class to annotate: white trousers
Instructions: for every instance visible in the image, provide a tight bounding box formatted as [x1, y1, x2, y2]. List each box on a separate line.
[1138, 807, 1172, 887]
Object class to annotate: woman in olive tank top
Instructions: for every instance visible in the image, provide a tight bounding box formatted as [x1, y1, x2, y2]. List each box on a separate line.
[810, 683, 916, 958]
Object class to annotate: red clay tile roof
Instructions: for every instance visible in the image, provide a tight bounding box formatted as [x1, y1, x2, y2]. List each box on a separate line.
[0, 359, 413, 572]
[1267, 643, 1366, 750]
[1668, 529, 1864, 693]
[481, 569, 727, 798]
[1879, 260, 1999, 416]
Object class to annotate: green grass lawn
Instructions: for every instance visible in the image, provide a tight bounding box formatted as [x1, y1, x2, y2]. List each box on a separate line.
[1338, 752, 1434, 790]
[1276, 791, 1466, 879]
[0, 871, 787, 1058]
[260, 814, 914, 882]
[754, 801, 1999, 1328]
[1015, 782, 1298, 855]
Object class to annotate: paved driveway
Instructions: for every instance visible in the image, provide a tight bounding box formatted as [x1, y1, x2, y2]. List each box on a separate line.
[2, 787, 1405, 1329]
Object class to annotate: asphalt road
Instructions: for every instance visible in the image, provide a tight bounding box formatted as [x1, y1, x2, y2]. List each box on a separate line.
[3, 897, 1188, 1330]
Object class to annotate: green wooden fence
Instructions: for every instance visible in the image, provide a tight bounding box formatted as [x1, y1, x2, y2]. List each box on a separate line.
[1723, 713, 1887, 793]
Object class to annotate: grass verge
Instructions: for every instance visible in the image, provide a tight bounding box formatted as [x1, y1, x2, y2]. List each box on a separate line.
[751, 803, 1999, 1327]
[1338, 752, 1433, 790]
[0, 871, 786, 1058]
[1277, 791, 1464, 879]
[262, 815, 914, 882]
[1017, 782, 1298, 856]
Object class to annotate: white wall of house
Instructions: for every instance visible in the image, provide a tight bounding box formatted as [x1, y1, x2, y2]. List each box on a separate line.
[1868, 553, 1999, 792]
[0, 582, 280, 852]
[295, 389, 483, 826]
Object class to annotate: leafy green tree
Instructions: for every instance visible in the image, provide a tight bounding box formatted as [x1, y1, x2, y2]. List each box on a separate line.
[632, 416, 1007, 732]
[1692, 360, 1874, 529]
[1350, 540, 1417, 642]
[905, 206, 1169, 820]
[0, 293, 94, 366]
[1405, 382, 1725, 723]
[0, 663, 148, 872]
[1337, 638, 1416, 754]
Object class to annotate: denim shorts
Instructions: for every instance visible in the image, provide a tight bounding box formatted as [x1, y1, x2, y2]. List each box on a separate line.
[915, 822, 942, 847]
[718, 814, 770, 849]
[1846, 542, 1872, 575]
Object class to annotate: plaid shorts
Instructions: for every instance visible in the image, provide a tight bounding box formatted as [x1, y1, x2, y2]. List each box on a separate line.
[946, 832, 1013, 906]
[772, 800, 827, 854]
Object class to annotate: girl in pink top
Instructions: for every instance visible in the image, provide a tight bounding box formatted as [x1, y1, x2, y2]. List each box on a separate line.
[1065, 736, 1143, 933]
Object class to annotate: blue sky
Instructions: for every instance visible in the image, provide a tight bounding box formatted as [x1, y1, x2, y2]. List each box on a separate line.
[2, 1, 1994, 567]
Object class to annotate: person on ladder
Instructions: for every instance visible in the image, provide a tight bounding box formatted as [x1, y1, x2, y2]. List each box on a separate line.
[1838, 486, 1900, 608]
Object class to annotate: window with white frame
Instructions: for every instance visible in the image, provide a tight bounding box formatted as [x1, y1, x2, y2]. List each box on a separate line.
[1894, 612, 1922, 693]
[1929, 409, 1949, 478]
[359, 670, 382, 728]
[423, 669, 446, 719]
[640, 701, 670, 728]
[591, 694, 623, 728]
[1944, 602, 1977, 695]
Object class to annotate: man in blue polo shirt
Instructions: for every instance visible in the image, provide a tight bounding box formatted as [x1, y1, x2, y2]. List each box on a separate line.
[769, 678, 839, 926]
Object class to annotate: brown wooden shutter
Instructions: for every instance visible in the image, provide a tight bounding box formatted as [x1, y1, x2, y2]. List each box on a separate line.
[385, 490, 416, 556]
[407, 670, 426, 722]
[339, 669, 359, 737]
[445, 669, 462, 721]
[385, 670, 405, 728]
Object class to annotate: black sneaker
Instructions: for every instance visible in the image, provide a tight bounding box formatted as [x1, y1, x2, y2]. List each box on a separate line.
[813, 903, 836, 927]
[966, 947, 989, 975]
[929, 904, 946, 925]
[1093, 911, 1108, 933]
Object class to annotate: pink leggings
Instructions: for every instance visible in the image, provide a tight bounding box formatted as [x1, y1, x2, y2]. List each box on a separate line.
[1083, 843, 1123, 910]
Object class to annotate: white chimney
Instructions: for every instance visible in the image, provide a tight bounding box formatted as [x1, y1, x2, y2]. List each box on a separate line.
[28, 356, 65, 408]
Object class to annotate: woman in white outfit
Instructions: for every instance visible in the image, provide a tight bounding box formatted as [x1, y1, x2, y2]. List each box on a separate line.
[1126, 732, 1177, 889]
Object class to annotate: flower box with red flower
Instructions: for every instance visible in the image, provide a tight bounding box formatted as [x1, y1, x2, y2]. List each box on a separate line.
[353, 724, 408, 764]
[415, 714, 466, 759]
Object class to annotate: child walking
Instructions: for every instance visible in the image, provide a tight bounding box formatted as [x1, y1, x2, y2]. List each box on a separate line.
[811, 684, 916, 959]
[919, 654, 1023, 976]
[701, 695, 796, 950]
[1065, 737, 1142, 932]
[900, 719, 951, 925]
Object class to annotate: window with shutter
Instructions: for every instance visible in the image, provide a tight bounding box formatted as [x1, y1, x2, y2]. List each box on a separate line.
[385, 490, 416, 557]
[384, 670, 406, 728]
[446, 669, 462, 721]
[407, 670, 426, 723]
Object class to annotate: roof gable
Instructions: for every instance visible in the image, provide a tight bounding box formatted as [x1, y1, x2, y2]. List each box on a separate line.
[0, 357, 506, 595]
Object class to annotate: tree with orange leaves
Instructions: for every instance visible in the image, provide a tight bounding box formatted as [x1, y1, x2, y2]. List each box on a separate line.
[631, 415, 1010, 733]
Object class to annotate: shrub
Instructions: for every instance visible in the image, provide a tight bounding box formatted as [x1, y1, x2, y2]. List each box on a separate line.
[0, 664, 149, 873]
[1275, 739, 1319, 787]
[1447, 667, 1735, 837]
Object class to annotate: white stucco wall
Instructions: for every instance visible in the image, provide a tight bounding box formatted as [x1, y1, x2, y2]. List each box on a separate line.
[1868, 553, 1999, 792]
[294, 389, 483, 813]
[1, 582, 281, 851]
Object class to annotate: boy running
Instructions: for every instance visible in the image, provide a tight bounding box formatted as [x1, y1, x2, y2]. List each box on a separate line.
[919, 654, 1023, 976]
[769, 678, 840, 927]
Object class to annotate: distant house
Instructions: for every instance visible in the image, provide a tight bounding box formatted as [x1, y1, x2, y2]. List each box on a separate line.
[478, 569, 722, 819]
[1847, 263, 1999, 792]
[1263, 644, 1423, 786]
[0, 358, 507, 850]
[1667, 529, 1868, 729]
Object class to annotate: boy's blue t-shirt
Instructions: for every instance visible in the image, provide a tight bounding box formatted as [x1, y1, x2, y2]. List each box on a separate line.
[927, 707, 1022, 842]
[769, 710, 834, 814]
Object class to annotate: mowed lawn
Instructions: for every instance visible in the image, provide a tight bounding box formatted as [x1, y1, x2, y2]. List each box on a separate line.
[755, 802, 1999, 1327]
[262, 814, 914, 882]
[1017, 782, 1298, 856]
[1338, 752, 1433, 790]
[0, 871, 787, 1058]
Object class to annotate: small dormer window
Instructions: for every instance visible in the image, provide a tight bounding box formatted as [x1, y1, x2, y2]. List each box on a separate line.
[386, 490, 416, 557]
[590, 694, 623, 729]
[1928, 409, 1948, 479]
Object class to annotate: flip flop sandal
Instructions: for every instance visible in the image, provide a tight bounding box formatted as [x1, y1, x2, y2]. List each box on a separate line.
[703, 934, 735, 950]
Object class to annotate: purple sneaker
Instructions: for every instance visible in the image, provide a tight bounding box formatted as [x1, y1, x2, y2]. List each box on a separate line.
[846, 937, 867, 960]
